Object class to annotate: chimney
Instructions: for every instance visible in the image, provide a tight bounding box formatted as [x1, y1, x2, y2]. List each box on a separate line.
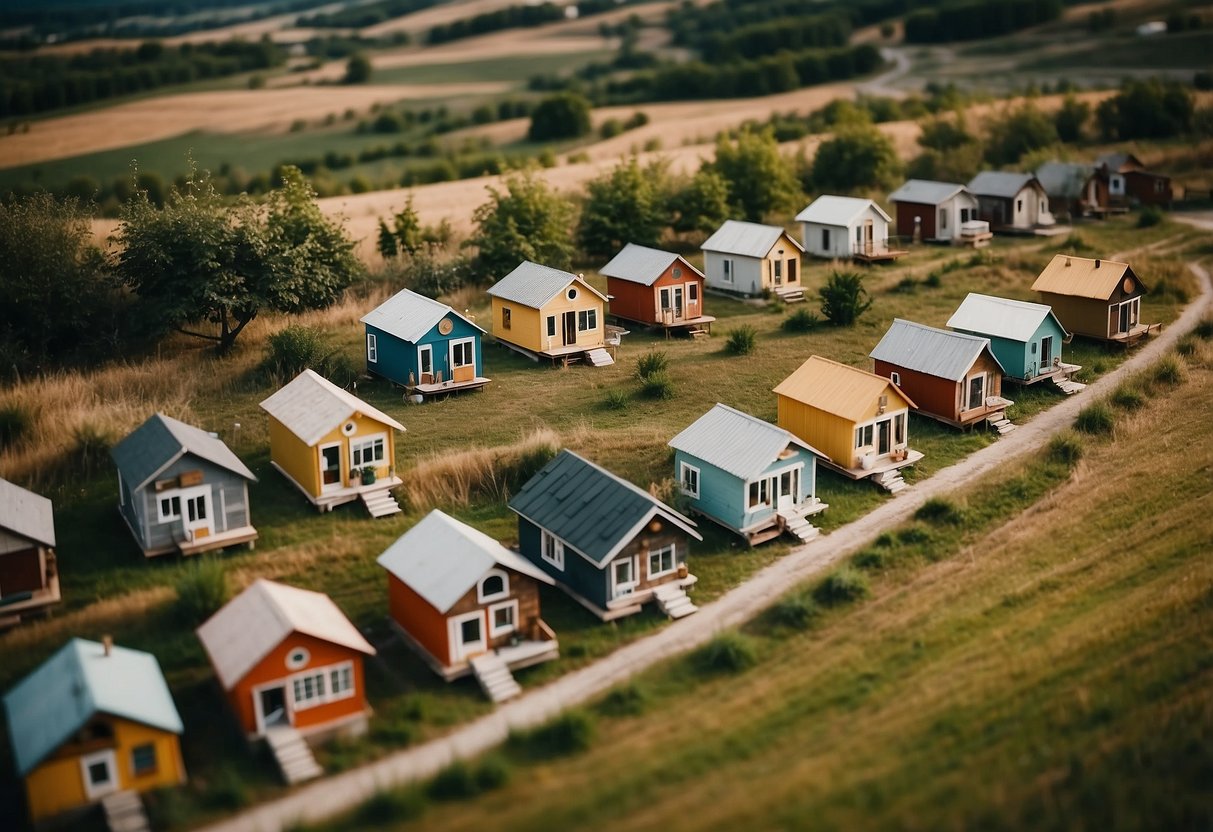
[1065, 257, 1071, 267]
[102, 635, 113, 656]
[1095, 259, 1101, 268]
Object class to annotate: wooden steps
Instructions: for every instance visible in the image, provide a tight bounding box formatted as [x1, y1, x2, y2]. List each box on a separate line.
[773, 286, 805, 303]
[987, 411, 1016, 435]
[469, 652, 522, 703]
[360, 488, 402, 518]
[776, 510, 820, 543]
[1053, 377, 1087, 395]
[652, 584, 699, 619]
[874, 469, 907, 494]
[265, 726, 324, 785]
[585, 348, 615, 367]
[101, 791, 151, 832]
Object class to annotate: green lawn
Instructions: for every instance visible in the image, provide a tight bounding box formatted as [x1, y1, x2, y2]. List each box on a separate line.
[372, 51, 615, 86]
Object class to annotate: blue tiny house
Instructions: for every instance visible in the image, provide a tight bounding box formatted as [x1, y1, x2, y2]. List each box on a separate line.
[947, 293, 1083, 391]
[509, 450, 702, 621]
[669, 404, 826, 546]
[361, 288, 489, 397]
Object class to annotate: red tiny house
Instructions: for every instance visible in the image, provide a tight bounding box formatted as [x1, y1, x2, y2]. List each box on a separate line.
[601, 244, 714, 333]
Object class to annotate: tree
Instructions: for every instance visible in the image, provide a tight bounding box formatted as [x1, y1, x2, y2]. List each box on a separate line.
[377, 219, 398, 260]
[116, 165, 361, 353]
[578, 158, 668, 259]
[466, 170, 576, 278]
[819, 270, 872, 326]
[1054, 94, 1090, 143]
[1096, 79, 1194, 140]
[527, 92, 592, 142]
[810, 122, 901, 193]
[344, 53, 372, 84]
[706, 127, 801, 222]
[391, 197, 424, 255]
[669, 169, 731, 236]
[918, 111, 972, 151]
[983, 102, 1059, 166]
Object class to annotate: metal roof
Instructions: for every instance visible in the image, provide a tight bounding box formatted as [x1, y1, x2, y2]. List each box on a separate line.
[0, 477, 54, 548]
[1031, 253, 1143, 300]
[486, 261, 608, 308]
[668, 403, 823, 481]
[259, 369, 405, 447]
[4, 638, 183, 776]
[1035, 162, 1094, 199]
[110, 412, 256, 492]
[773, 355, 916, 422]
[794, 195, 891, 227]
[508, 450, 700, 567]
[196, 579, 375, 690]
[376, 509, 553, 614]
[701, 220, 805, 258]
[967, 171, 1042, 199]
[1096, 152, 1141, 172]
[888, 179, 969, 205]
[360, 287, 484, 344]
[599, 244, 704, 287]
[870, 319, 1003, 381]
[947, 293, 1069, 342]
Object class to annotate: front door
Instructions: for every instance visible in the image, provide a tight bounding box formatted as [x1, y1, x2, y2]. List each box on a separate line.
[611, 557, 638, 599]
[1118, 301, 1132, 334]
[451, 612, 486, 662]
[320, 443, 342, 492]
[257, 685, 289, 733]
[672, 286, 684, 320]
[80, 749, 118, 800]
[777, 469, 799, 510]
[863, 219, 874, 254]
[686, 282, 700, 316]
[418, 344, 434, 384]
[183, 488, 212, 540]
[659, 287, 672, 322]
[450, 339, 475, 382]
[786, 259, 797, 284]
[877, 419, 891, 456]
[562, 311, 577, 346]
[967, 374, 986, 411]
[1040, 336, 1053, 370]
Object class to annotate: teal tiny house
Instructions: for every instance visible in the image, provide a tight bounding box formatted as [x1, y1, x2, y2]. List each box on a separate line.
[947, 293, 1083, 392]
[361, 288, 489, 397]
[668, 404, 826, 546]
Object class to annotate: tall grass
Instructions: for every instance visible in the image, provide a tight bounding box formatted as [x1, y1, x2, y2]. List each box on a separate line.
[400, 428, 560, 511]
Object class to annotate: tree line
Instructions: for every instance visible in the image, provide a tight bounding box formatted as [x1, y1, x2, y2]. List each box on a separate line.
[903, 0, 1062, 43]
[297, 0, 438, 29]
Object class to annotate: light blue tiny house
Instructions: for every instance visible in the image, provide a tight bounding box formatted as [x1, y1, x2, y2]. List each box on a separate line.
[361, 288, 489, 397]
[947, 293, 1080, 388]
[668, 404, 826, 546]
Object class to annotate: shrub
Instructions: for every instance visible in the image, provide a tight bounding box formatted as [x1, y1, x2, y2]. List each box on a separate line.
[1176, 335, 1198, 357]
[428, 760, 478, 800]
[599, 118, 623, 139]
[782, 307, 820, 332]
[1152, 354, 1185, 386]
[897, 526, 932, 545]
[1047, 431, 1084, 467]
[0, 403, 31, 450]
[635, 350, 670, 380]
[1110, 384, 1145, 411]
[814, 566, 870, 606]
[915, 497, 965, 526]
[1058, 231, 1092, 252]
[174, 558, 229, 624]
[508, 710, 595, 760]
[853, 549, 887, 570]
[769, 593, 820, 630]
[528, 92, 592, 142]
[725, 325, 757, 355]
[891, 275, 919, 293]
[923, 271, 942, 288]
[693, 631, 757, 675]
[1075, 402, 1115, 435]
[1195, 318, 1213, 340]
[204, 769, 250, 811]
[263, 325, 335, 381]
[72, 420, 113, 473]
[641, 371, 675, 400]
[474, 756, 511, 792]
[596, 684, 648, 717]
[601, 388, 629, 410]
[819, 271, 872, 326]
[1137, 205, 1164, 228]
[355, 788, 425, 825]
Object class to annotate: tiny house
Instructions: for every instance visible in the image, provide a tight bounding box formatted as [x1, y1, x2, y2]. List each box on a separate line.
[377, 509, 558, 701]
[870, 319, 1013, 432]
[701, 220, 805, 299]
[510, 450, 702, 621]
[967, 171, 1057, 233]
[1031, 254, 1156, 345]
[0, 477, 60, 625]
[4, 638, 185, 824]
[1096, 152, 1171, 206]
[361, 287, 489, 396]
[260, 369, 405, 516]
[486, 261, 612, 365]
[196, 579, 376, 742]
[599, 243, 713, 333]
[888, 179, 984, 244]
[668, 403, 826, 546]
[1035, 161, 1106, 219]
[774, 355, 921, 493]
[795, 195, 902, 262]
[947, 293, 1079, 387]
[110, 413, 258, 557]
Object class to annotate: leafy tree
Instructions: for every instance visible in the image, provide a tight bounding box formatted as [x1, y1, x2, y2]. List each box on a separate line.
[1054, 94, 1090, 143]
[344, 53, 372, 84]
[706, 127, 801, 222]
[810, 122, 901, 193]
[377, 219, 399, 259]
[918, 111, 972, 151]
[391, 197, 425, 255]
[578, 158, 668, 259]
[1096, 79, 1194, 140]
[527, 92, 592, 142]
[819, 270, 872, 326]
[466, 170, 576, 278]
[669, 168, 731, 236]
[116, 166, 361, 353]
[983, 102, 1058, 165]
[906, 143, 985, 184]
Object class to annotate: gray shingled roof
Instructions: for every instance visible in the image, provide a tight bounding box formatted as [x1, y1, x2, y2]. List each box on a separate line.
[508, 450, 700, 567]
[668, 403, 822, 481]
[888, 179, 968, 205]
[361, 288, 483, 344]
[486, 261, 607, 308]
[110, 413, 256, 492]
[794, 195, 891, 226]
[0, 478, 54, 548]
[967, 171, 1040, 199]
[1036, 162, 1093, 199]
[870, 319, 1002, 382]
[947, 293, 1068, 343]
[599, 244, 704, 287]
[701, 220, 804, 258]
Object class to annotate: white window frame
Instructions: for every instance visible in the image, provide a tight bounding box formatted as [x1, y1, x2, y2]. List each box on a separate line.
[540, 530, 565, 570]
[687, 282, 699, 303]
[366, 332, 378, 363]
[679, 462, 700, 498]
[659, 286, 672, 311]
[578, 308, 598, 332]
[747, 478, 771, 509]
[647, 544, 677, 580]
[417, 344, 434, 378]
[157, 493, 182, 522]
[449, 337, 474, 371]
[855, 423, 874, 449]
[289, 660, 356, 712]
[488, 600, 518, 638]
[965, 372, 986, 411]
[890, 371, 901, 386]
[477, 568, 510, 603]
[1114, 297, 1140, 334]
[80, 749, 118, 800]
[610, 556, 638, 598]
[449, 610, 486, 662]
[349, 433, 386, 469]
[721, 258, 734, 283]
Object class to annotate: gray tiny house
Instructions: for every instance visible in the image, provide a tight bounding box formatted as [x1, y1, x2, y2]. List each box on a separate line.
[111, 414, 258, 557]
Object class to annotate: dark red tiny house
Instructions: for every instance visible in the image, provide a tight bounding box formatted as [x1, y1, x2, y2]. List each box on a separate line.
[601, 243, 714, 334]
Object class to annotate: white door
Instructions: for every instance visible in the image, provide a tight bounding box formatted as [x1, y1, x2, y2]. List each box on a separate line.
[777, 469, 799, 510]
[450, 611, 486, 662]
[80, 749, 118, 800]
[610, 557, 638, 599]
[417, 344, 434, 383]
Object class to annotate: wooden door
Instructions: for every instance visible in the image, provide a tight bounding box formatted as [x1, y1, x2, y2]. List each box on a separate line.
[562, 311, 577, 346]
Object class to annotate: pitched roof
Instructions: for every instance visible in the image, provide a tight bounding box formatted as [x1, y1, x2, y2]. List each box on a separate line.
[870, 319, 1003, 381]
[668, 404, 822, 481]
[701, 220, 805, 258]
[110, 413, 256, 492]
[773, 355, 915, 422]
[794, 195, 891, 226]
[360, 287, 484, 344]
[1035, 161, 1094, 199]
[377, 509, 553, 614]
[0, 477, 54, 548]
[946, 293, 1068, 342]
[260, 369, 405, 447]
[196, 579, 375, 690]
[888, 179, 969, 205]
[508, 450, 700, 567]
[1096, 152, 1141, 172]
[967, 171, 1042, 199]
[1031, 253, 1143, 300]
[4, 638, 182, 776]
[486, 261, 607, 308]
[599, 244, 704, 287]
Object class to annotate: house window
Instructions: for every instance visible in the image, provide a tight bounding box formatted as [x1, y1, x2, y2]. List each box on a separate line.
[679, 462, 700, 498]
[611, 557, 637, 597]
[567, 287, 578, 300]
[747, 479, 770, 509]
[855, 423, 874, 449]
[960, 208, 971, 223]
[1040, 200, 1046, 213]
[131, 744, 157, 777]
[894, 413, 906, 445]
[578, 309, 597, 331]
[80, 750, 116, 799]
[546, 316, 556, 337]
[672, 267, 682, 278]
[292, 671, 326, 706]
[773, 259, 782, 279]
[451, 339, 473, 369]
[1154, 179, 1165, 194]
[966, 374, 986, 411]
[366, 333, 378, 363]
[821, 228, 830, 250]
[722, 259, 733, 283]
[291, 661, 357, 710]
[350, 435, 385, 468]
[489, 600, 518, 637]
[541, 531, 564, 570]
[419, 345, 433, 377]
[502, 307, 512, 330]
[939, 208, 948, 230]
[660, 287, 672, 311]
[648, 544, 676, 579]
[478, 569, 509, 603]
[1016, 198, 1023, 213]
[285, 647, 310, 670]
[329, 665, 353, 697]
[890, 371, 901, 386]
[158, 495, 181, 522]
[688, 283, 699, 302]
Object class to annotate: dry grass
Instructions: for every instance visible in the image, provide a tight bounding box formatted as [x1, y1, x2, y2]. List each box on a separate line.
[0, 586, 175, 654]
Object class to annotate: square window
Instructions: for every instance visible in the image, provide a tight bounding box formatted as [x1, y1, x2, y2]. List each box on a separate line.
[679, 463, 700, 498]
[132, 744, 157, 777]
[88, 761, 111, 786]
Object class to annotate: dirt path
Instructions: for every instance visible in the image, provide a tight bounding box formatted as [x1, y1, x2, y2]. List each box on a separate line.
[193, 251, 1212, 832]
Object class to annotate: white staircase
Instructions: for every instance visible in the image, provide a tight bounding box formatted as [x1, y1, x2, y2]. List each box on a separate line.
[987, 412, 1017, 435]
[773, 286, 805, 303]
[265, 726, 323, 785]
[585, 348, 615, 367]
[777, 510, 820, 543]
[101, 791, 151, 832]
[1053, 376, 1086, 395]
[361, 488, 402, 518]
[470, 652, 522, 703]
[652, 584, 699, 619]
[874, 469, 907, 494]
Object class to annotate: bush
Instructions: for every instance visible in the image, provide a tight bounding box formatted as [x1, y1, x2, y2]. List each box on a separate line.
[1176, 335, 1198, 357]
[769, 593, 820, 630]
[897, 526, 932, 545]
[813, 566, 870, 606]
[915, 497, 965, 525]
[725, 325, 757, 355]
[0, 403, 31, 450]
[853, 549, 887, 570]
[782, 307, 820, 332]
[263, 325, 335, 381]
[1137, 205, 1164, 228]
[635, 350, 670, 380]
[474, 756, 511, 792]
[355, 788, 425, 825]
[819, 271, 872, 326]
[891, 276, 919, 294]
[1074, 402, 1115, 435]
[641, 371, 676, 400]
[693, 631, 757, 675]
[596, 684, 648, 717]
[1152, 355, 1185, 386]
[1196, 319, 1213, 340]
[1110, 384, 1145, 411]
[175, 558, 229, 624]
[427, 761, 478, 800]
[204, 768, 249, 811]
[601, 388, 629, 410]
[1047, 431, 1084, 467]
[508, 710, 595, 760]
[922, 271, 942, 288]
[528, 92, 592, 142]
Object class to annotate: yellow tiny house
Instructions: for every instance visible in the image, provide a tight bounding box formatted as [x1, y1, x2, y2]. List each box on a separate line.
[487, 261, 611, 364]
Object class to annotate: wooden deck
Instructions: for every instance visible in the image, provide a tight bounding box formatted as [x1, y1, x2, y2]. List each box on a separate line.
[178, 525, 258, 556]
[853, 247, 907, 263]
[1004, 362, 1082, 386]
[0, 574, 60, 627]
[1107, 322, 1161, 346]
[272, 463, 403, 513]
[821, 449, 924, 481]
[412, 375, 491, 397]
[390, 619, 558, 682]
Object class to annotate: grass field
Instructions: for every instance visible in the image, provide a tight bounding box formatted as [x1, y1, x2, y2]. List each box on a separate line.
[371, 50, 615, 86]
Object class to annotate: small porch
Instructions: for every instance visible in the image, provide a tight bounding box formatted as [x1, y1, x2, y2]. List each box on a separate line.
[743, 497, 828, 546]
[391, 617, 559, 682]
[411, 374, 491, 398]
[1107, 321, 1161, 346]
[1005, 362, 1082, 386]
[821, 448, 924, 482]
[273, 461, 403, 513]
[0, 573, 60, 627]
[852, 240, 907, 262]
[178, 525, 258, 556]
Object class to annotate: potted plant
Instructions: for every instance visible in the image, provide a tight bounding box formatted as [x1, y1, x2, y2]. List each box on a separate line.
[360, 466, 377, 485]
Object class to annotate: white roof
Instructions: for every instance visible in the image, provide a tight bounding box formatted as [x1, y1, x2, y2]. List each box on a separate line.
[888, 179, 969, 205]
[376, 509, 553, 614]
[599, 244, 704, 287]
[259, 369, 405, 447]
[668, 403, 822, 481]
[947, 293, 1067, 342]
[196, 579, 375, 690]
[701, 220, 805, 258]
[0, 477, 54, 547]
[870, 319, 1002, 381]
[361, 287, 484, 344]
[795, 195, 891, 227]
[486, 261, 607, 308]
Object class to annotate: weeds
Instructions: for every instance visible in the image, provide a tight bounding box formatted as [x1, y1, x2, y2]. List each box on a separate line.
[1047, 431, 1084, 467]
[782, 308, 821, 332]
[508, 711, 595, 760]
[601, 388, 629, 410]
[693, 631, 757, 675]
[1110, 383, 1145, 411]
[0, 403, 31, 450]
[814, 566, 870, 606]
[635, 350, 670, 380]
[1137, 205, 1163, 228]
[174, 558, 229, 625]
[427, 758, 509, 801]
[725, 325, 758, 355]
[596, 684, 648, 717]
[1194, 319, 1213, 340]
[641, 371, 676, 400]
[1152, 355, 1185, 387]
[402, 428, 559, 510]
[768, 593, 820, 631]
[1075, 402, 1115, 435]
[355, 788, 425, 826]
[915, 497, 966, 526]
